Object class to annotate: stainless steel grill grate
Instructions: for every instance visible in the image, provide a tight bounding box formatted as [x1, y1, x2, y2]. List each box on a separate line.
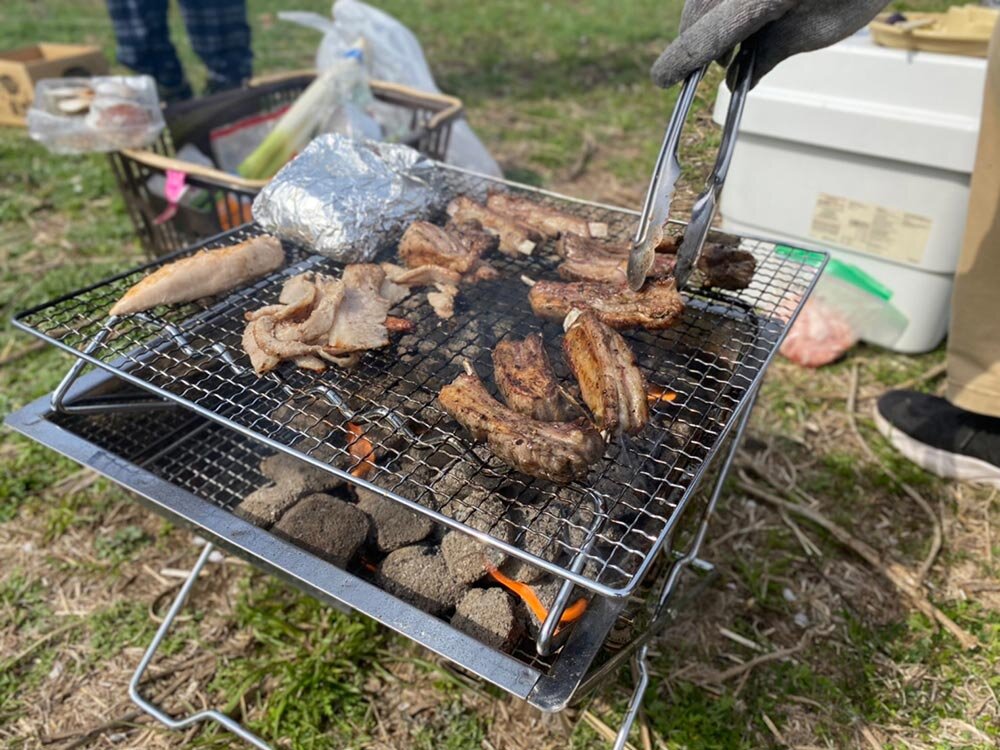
[15, 167, 824, 597]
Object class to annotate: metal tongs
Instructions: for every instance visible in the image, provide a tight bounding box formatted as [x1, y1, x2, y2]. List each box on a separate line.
[627, 47, 756, 292]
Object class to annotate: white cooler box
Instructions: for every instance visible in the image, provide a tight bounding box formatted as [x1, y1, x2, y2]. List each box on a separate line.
[714, 31, 988, 353]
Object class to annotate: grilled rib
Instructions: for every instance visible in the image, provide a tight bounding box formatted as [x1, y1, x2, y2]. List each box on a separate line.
[556, 234, 676, 284]
[486, 192, 607, 239]
[399, 220, 498, 274]
[529, 278, 685, 330]
[438, 370, 604, 483]
[493, 333, 575, 422]
[563, 311, 648, 435]
[447, 196, 541, 256]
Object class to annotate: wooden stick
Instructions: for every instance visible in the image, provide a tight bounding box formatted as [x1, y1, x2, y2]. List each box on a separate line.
[711, 631, 812, 683]
[736, 469, 979, 650]
[847, 364, 942, 583]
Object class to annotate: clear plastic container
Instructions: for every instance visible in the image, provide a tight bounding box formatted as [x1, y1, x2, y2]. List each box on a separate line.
[28, 75, 164, 154]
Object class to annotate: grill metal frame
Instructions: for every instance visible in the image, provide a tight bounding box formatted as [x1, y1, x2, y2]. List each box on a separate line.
[11, 166, 826, 606]
[6, 367, 724, 713]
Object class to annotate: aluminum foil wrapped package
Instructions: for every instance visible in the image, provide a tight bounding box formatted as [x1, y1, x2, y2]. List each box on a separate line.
[253, 134, 440, 262]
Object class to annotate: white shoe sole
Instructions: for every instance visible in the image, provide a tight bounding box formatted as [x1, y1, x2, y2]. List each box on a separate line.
[873, 407, 1000, 488]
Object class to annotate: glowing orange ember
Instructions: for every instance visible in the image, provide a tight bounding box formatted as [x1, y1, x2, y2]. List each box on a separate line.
[487, 565, 588, 630]
[647, 385, 677, 406]
[346, 422, 376, 478]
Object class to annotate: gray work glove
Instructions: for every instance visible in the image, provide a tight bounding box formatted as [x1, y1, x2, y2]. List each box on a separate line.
[652, 0, 889, 88]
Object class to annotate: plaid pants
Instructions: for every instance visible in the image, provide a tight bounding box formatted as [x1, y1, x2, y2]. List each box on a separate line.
[106, 0, 252, 93]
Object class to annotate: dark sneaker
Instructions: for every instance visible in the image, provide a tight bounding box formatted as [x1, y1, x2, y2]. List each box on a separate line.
[158, 80, 194, 104]
[875, 390, 1000, 488]
[204, 77, 248, 96]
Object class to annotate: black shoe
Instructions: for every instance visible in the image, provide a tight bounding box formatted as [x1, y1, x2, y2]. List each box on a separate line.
[204, 77, 248, 96]
[158, 80, 194, 104]
[875, 390, 1000, 488]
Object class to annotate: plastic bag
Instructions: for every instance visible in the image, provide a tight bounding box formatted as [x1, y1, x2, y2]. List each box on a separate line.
[28, 76, 164, 154]
[279, 0, 502, 176]
[776, 247, 908, 368]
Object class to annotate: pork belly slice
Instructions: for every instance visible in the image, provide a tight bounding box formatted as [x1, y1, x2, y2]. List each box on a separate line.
[381, 261, 462, 287]
[493, 333, 575, 422]
[555, 234, 676, 284]
[563, 310, 648, 436]
[242, 264, 407, 375]
[110, 235, 284, 316]
[447, 196, 540, 257]
[398, 220, 497, 274]
[528, 278, 685, 330]
[486, 192, 607, 239]
[324, 263, 398, 355]
[438, 370, 604, 484]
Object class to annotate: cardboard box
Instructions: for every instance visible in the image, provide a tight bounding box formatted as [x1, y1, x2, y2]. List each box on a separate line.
[0, 43, 109, 126]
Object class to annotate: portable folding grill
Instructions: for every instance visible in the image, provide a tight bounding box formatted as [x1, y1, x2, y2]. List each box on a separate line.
[7, 166, 825, 749]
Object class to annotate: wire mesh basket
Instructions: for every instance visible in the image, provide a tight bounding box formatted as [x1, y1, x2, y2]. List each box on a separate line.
[108, 71, 463, 258]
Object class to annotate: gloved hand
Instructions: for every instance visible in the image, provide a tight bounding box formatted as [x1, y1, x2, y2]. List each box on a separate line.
[651, 0, 889, 88]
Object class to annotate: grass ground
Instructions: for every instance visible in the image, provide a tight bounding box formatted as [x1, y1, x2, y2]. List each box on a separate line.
[1, 1, 997, 749]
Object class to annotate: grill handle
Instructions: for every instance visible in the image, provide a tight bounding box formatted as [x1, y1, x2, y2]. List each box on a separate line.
[128, 543, 275, 750]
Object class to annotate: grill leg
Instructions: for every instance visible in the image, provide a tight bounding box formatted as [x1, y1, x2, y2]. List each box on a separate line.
[128, 543, 273, 750]
[613, 644, 651, 750]
[610, 383, 760, 748]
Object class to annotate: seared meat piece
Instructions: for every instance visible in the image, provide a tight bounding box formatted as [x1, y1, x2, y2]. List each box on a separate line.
[427, 283, 458, 319]
[486, 192, 608, 239]
[242, 264, 407, 374]
[325, 264, 397, 355]
[438, 370, 604, 483]
[111, 235, 283, 316]
[381, 261, 462, 287]
[529, 278, 685, 330]
[563, 311, 648, 435]
[697, 244, 756, 290]
[445, 219, 500, 258]
[399, 220, 497, 274]
[556, 234, 675, 284]
[493, 333, 575, 422]
[447, 196, 541, 256]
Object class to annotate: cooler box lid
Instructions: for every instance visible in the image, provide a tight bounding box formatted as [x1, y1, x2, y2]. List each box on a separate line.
[714, 31, 988, 173]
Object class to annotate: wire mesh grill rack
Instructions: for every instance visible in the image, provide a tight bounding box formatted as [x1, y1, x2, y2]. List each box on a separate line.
[13, 166, 825, 599]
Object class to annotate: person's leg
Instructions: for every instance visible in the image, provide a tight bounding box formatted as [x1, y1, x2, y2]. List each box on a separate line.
[105, 0, 192, 101]
[875, 20, 1000, 487]
[176, 0, 252, 94]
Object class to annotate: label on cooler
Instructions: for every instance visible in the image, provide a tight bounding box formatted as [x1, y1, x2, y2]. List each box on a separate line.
[808, 193, 933, 265]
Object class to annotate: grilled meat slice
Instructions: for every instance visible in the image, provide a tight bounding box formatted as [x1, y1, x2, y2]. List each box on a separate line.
[529, 278, 685, 330]
[447, 196, 540, 256]
[427, 283, 458, 319]
[563, 311, 648, 435]
[381, 261, 462, 287]
[697, 244, 756, 290]
[438, 371, 604, 483]
[242, 264, 406, 374]
[486, 192, 607, 239]
[111, 235, 283, 316]
[399, 221, 485, 274]
[493, 333, 575, 422]
[445, 219, 500, 258]
[325, 264, 397, 354]
[556, 234, 675, 284]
